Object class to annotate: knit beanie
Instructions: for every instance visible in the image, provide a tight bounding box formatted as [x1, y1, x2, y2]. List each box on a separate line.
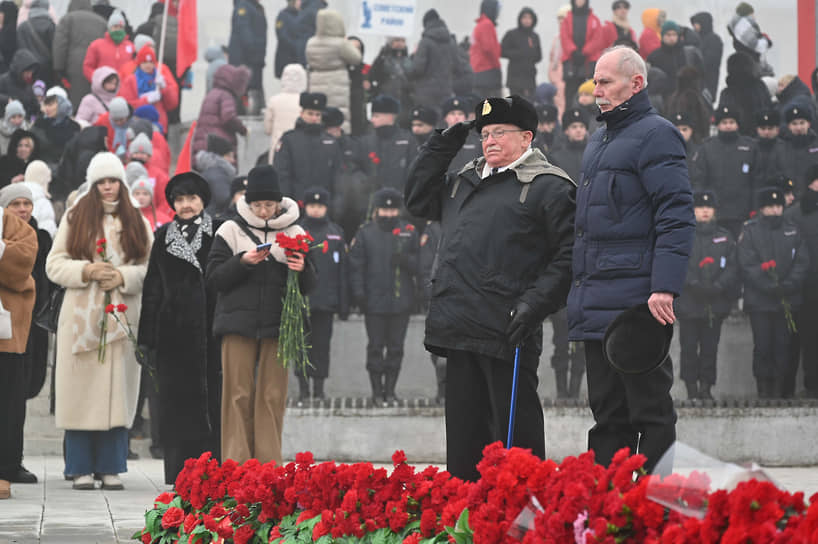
[109, 97, 130, 121]
[128, 132, 153, 157]
[735, 2, 754, 16]
[107, 9, 125, 29]
[4, 100, 24, 123]
[207, 134, 233, 156]
[86, 152, 126, 185]
[137, 45, 157, 65]
[0, 183, 33, 208]
[125, 161, 149, 184]
[245, 165, 282, 203]
[577, 79, 595, 95]
[130, 176, 155, 199]
[661, 20, 681, 36]
[133, 34, 155, 55]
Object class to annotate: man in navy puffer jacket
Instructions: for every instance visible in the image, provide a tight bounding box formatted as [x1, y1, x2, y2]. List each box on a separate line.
[567, 46, 695, 474]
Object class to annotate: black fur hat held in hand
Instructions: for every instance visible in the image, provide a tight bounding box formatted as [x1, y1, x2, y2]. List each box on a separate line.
[603, 303, 673, 374]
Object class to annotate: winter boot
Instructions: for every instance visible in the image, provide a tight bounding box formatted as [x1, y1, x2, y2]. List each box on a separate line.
[312, 378, 325, 400]
[384, 369, 400, 405]
[757, 379, 772, 399]
[247, 89, 263, 116]
[297, 374, 310, 405]
[568, 368, 585, 398]
[434, 357, 446, 405]
[368, 372, 384, 405]
[554, 369, 568, 398]
[698, 382, 714, 400]
[685, 381, 699, 400]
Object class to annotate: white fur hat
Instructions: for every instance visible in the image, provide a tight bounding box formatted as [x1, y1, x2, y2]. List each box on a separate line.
[86, 152, 126, 185]
[24, 160, 52, 195]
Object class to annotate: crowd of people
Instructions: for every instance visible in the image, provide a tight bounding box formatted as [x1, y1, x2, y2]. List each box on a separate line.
[0, 0, 816, 497]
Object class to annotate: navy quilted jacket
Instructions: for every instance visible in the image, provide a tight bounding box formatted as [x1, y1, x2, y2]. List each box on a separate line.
[567, 90, 695, 340]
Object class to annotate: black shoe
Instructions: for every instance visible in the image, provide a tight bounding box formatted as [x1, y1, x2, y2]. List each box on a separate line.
[685, 381, 699, 400]
[127, 448, 140, 460]
[698, 383, 714, 400]
[9, 466, 37, 484]
[149, 445, 164, 459]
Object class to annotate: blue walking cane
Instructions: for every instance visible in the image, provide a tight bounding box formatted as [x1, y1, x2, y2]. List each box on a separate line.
[506, 345, 521, 449]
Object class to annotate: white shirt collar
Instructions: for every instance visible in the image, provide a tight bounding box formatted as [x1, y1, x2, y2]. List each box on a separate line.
[481, 148, 534, 179]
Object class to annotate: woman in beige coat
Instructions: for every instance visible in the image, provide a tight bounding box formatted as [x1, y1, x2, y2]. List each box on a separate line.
[46, 152, 153, 491]
[305, 9, 362, 133]
[263, 63, 307, 165]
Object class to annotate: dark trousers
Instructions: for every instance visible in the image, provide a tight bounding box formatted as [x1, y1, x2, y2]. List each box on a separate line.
[749, 311, 791, 381]
[584, 340, 676, 474]
[550, 310, 585, 375]
[162, 437, 212, 485]
[305, 310, 333, 379]
[782, 308, 802, 397]
[445, 349, 545, 482]
[678, 316, 724, 386]
[364, 313, 410, 373]
[0, 353, 26, 479]
[802, 301, 818, 392]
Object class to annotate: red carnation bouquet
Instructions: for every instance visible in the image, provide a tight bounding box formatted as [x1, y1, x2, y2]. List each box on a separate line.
[274, 232, 328, 374]
[761, 259, 797, 333]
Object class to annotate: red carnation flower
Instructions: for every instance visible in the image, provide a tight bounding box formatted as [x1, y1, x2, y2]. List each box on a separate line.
[116, 303, 128, 313]
[96, 238, 106, 246]
[392, 450, 407, 465]
[392, 228, 401, 236]
[233, 524, 255, 544]
[698, 257, 715, 268]
[105, 303, 115, 313]
[183, 513, 198, 534]
[161, 506, 185, 529]
[155, 491, 175, 504]
[749, 210, 757, 218]
[405, 224, 415, 232]
[141, 533, 152, 544]
[96, 246, 104, 255]
[322, 240, 329, 253]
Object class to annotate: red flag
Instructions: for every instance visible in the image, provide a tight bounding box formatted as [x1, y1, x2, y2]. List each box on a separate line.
[175, 121, 196, 175]
[176, 0, 197, 78]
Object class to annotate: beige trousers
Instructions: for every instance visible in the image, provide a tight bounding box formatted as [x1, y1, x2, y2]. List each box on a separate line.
[221, 335, 288, 464]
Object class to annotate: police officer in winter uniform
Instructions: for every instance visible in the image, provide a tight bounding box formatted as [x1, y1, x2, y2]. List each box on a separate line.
[440, 97, 482, 175]
[405, 95, 576, 481]
[671, 112, 699, 173]
[410, 106, 438, 148]
[533, 103, 559, 155]
[297, 187, 349, 402]
[550, 108, 588, 182]
[754, 110, 788, 185]
[322, 107, 370, 243]
[738, 187, 810, 398]
[358, 95, 418, 193]
[780, 105, 818, 197]
[676, 190, 738, 400]
[348, 188, 419, 406]
[274, 92, 342, 203]
[691, 104, 760, 238]
[228, 0, 268, 112]
[786, 164, 818, 397]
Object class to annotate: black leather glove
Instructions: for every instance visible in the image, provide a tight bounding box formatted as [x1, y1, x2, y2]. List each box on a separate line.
[505, 301, 537, 347]
[441, 120, 476, 147]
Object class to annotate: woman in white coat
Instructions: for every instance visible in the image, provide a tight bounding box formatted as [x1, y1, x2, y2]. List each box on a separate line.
[45, 152, 153, 491]
[305, 9, 362, 133]
[263, 63, 307, 165]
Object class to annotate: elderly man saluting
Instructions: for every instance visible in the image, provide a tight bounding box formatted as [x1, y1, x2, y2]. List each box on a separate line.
[405, 95, 576, 481]
[568, 46, 695, 473]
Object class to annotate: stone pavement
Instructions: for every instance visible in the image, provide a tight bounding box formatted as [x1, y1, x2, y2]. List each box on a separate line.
[1, 455, 817, 544]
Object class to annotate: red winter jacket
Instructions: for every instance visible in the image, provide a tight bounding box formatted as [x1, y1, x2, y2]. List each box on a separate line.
[94, 112, 171, 174]
[469, 15, 501, 73]
[638, 28, 661, 60]
[118, 63, 179, 134]
[559, 10, 605, 63]
[83, 33, 135, 82]
[140, 204, 173, 231]
[599, 21, 637, 50]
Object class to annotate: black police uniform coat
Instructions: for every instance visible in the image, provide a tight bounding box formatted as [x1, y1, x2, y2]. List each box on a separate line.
[358, 125, 418, 192]
[406, 136, 576, 365]
[549, 138, 587, 183]
[785, 191, 818, 302]
[137, 215, 221, 443]
[754, 137, 789, 189]
[691, 133, 760, 223]
[348, 218, 419, 315]
[675, 221, 738, 319]
[274, 119, 342, 203]
[228, 0, 268, 69]
[738, 216, 810, 313]
[780, 129, 818, 197]
[300, 215, 349, 316]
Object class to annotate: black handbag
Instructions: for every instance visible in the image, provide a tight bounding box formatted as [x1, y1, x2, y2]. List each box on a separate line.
[33, 286, 65, 333]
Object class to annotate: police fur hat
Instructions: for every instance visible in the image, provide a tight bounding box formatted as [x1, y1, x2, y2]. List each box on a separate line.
[785, 104, 811, 124]
[713, 104, 739, 124]
[245, 165, 282, 203]
[441, 96, 467, 117]
[672, 111, 693, 127]
[756, 186, 785, 207]
[756, 109, 780, 128]
[603, 304, 673, 374]
[303, 187, 330, 206]
[473, 95, 538, 135]
[562, 107, 588, 129]
[372, 187, 403, 209]
[207, 134, 233, 156]
[537, 103, 558, 124]
[411, 105, 438, 126]
[322, 107, 344, 128]
[371, 94, 401, 114]
[300, 92, 327, 111]
[165, 171, 211, 210]
[768, 174, 796, 194]
[230, 176, 249, 198]
[693, 190, 718, 208]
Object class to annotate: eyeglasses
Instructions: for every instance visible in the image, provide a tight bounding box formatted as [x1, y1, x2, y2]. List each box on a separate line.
[479, 129, 526, 142]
